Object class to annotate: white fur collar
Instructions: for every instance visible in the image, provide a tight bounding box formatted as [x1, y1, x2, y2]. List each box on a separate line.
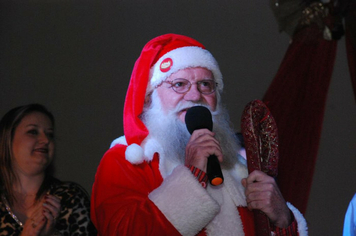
[111, 135, 184, 178]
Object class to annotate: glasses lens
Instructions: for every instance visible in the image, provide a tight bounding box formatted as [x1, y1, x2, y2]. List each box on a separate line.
[198, 80, 216, 94]
[171, 79, 190, 93]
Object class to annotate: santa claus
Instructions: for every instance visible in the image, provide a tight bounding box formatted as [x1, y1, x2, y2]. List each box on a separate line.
[91, 33, 308, 236]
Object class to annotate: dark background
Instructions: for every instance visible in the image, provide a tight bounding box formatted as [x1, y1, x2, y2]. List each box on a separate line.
[1, 1, 355, 235]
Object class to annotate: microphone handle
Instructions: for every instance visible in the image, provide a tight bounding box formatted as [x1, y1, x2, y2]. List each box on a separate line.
[207, 155, 224, 186]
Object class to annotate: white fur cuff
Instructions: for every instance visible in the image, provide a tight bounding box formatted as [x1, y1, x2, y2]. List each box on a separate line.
[287, 202, 308, 236]
[148, 165, 220, 236]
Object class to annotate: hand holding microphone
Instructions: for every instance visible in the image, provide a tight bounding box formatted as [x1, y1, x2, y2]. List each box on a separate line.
[185, 106, 224, 186]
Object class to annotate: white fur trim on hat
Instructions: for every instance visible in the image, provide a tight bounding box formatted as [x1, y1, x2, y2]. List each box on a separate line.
[149, 46, 223, 93]
[110, 136, 127, 148]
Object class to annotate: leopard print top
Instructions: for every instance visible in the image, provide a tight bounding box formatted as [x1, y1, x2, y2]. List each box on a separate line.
[0, 180, 97, 236]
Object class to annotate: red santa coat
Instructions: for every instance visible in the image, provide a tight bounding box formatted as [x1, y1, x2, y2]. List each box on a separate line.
[91, 34, 308, 235]
[91, 142, 307, 236]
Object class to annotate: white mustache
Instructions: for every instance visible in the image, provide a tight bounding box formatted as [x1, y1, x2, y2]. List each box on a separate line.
[171, 102, 212, 115]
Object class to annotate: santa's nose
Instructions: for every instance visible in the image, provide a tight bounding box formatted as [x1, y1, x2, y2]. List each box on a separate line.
[184, 84, 202, 102]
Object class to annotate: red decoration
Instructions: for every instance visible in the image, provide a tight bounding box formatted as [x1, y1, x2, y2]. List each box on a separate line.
[241, 100, 279, 236]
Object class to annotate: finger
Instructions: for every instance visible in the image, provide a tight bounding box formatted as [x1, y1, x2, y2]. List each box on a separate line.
[43, 195, 61, 217]
[43, 203, 56, 217]
[191, 129, 214, 139]
[198, 139, 223, 161]
[191, 129, 221, 145]
[246, 189, 271, 203]
[44, 195, 61, 207]
[186, 137, 222, 158]
[29, 206, 46, 224]
[202, 144, 223, 159]
[246, 197, 270, 211]
[189, 129, 221, 147]
[42, 204, 60, 222]
[42, 209, 57, 223]
[30, 216, 47, 234]
[241, 178, 247, 188]
[190, 137, 221, 154]
[245, 182, 276, 196]
[36, 217, 47, 231]
[245, 170, 274, 185]
[43, 199, 60, 211]
[186, 144, 223, 168]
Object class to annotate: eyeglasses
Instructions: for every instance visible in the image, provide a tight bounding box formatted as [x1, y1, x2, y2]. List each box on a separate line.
[160, 78, 218, 95]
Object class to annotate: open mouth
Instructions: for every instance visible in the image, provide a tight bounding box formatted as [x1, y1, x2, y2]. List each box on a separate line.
[179, 106, 194, 113]
[180, 108, 189, 113]
[34, 148, 48, 153]
[178, 108, 192, 118]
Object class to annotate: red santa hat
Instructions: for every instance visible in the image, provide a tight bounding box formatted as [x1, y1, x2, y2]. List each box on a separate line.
[122, 34, 223, 163]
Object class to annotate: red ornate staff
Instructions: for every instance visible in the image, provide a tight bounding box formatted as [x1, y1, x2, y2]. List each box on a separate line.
[241, 99, 279, 236]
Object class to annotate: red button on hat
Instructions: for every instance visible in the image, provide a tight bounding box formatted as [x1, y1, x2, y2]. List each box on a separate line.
[160, 58, 173, 73]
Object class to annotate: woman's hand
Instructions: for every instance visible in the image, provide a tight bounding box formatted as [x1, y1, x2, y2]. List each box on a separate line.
[40, 194, 61, 236]
[20, 194, 61, 236]
[21, 206, 46, 236]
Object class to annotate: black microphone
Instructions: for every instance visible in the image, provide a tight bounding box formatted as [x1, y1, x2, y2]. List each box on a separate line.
[185, 106, 224, 186]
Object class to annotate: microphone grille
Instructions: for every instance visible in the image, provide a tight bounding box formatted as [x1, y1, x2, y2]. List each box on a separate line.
[185, 106, 213, 134]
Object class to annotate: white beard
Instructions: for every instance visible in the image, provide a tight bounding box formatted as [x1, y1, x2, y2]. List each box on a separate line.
[140, 90, 241, 177]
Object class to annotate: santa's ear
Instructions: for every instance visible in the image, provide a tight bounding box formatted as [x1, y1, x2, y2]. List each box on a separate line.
[144, 92, 152, 106]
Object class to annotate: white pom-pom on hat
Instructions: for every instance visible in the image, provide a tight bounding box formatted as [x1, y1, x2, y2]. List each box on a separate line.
[125, 143, 145, 164]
